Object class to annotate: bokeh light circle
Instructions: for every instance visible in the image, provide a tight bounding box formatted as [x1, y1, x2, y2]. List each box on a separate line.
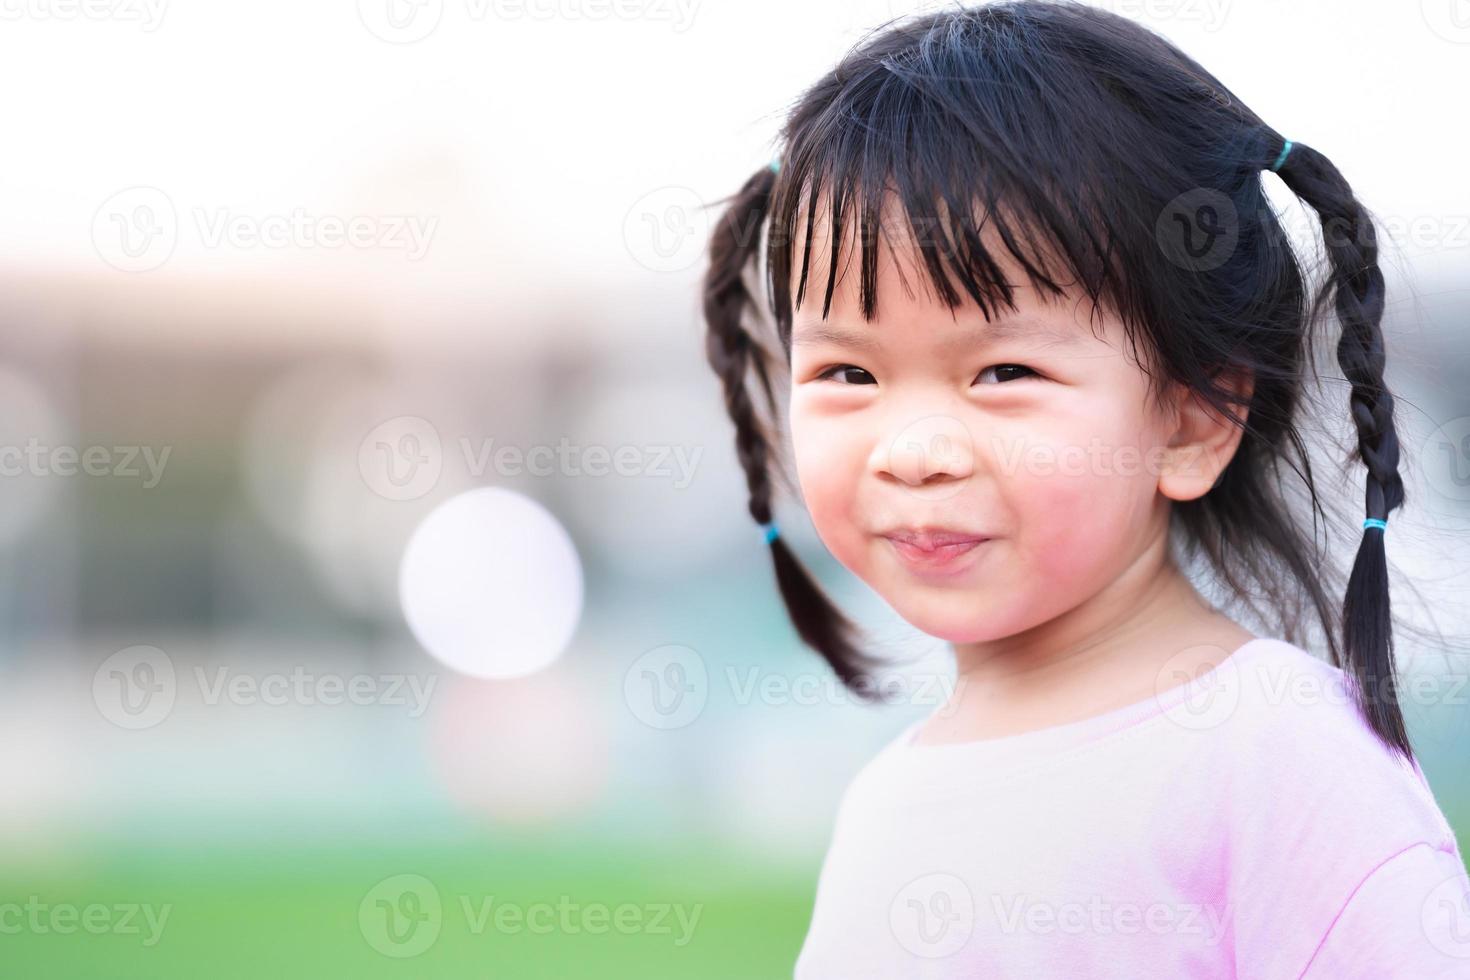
[398, 487, 583, 679]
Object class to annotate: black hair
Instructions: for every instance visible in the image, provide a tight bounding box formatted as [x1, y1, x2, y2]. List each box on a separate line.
[701, 1, 1414, 758]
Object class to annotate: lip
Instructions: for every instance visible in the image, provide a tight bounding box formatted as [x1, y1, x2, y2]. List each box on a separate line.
[881, 527, 991, 577]
[883, 527, 989, 550]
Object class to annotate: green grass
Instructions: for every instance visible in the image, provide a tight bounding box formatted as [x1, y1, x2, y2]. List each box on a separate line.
[0, 836, 818, 979]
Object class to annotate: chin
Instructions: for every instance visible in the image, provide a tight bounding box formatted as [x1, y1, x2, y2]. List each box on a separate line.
[887, 593, 1019, 645]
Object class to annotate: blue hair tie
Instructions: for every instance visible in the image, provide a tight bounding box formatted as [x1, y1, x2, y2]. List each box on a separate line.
[760, 521, 780, 544]
[1271, 139, 1293, 173]
[1363, 517, 1387, 532]
[769, 156, 780, 175]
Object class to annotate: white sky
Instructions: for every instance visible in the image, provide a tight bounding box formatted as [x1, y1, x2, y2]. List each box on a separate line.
[0, 0, 1464, 337]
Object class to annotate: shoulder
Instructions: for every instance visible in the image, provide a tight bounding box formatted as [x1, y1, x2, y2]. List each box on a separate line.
[1229, 639, 1426, 763]
[1204, 637, 1467, 973]
[1301, 841, 1470, 978]
[1219, 636, 1455, 842]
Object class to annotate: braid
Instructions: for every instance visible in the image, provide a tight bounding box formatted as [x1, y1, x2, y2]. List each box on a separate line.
[1272, 137, 1411, 759]
[702, 164, 887, 694]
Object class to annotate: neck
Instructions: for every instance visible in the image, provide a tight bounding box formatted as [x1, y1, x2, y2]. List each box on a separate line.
[948, 534, 1236, 708]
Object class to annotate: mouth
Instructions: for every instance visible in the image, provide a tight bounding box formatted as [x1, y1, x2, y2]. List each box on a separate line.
[880, 527, 991, 575]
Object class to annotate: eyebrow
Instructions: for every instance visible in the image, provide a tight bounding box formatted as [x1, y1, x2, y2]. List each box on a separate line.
[791, 317, 1087, 356]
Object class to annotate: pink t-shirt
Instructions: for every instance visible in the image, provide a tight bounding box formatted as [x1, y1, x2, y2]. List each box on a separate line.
[794, 637, 1470, 978]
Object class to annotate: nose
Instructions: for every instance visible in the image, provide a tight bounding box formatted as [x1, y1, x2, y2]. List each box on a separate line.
[869, 411, 976, 489]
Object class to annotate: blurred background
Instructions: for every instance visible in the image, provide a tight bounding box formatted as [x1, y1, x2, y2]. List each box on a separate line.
[0, 0, 1467, 976]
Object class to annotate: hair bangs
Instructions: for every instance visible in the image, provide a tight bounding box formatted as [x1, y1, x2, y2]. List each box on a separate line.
[764, 52, 1150, 379]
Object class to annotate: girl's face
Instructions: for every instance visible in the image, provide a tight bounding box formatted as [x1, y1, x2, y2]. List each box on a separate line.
[787, 210, 1223, 646]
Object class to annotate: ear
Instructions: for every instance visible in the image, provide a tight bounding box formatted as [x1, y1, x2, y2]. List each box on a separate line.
[1157, 369, 1253, 502]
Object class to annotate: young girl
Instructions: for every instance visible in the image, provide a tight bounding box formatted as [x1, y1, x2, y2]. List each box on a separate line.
[701, 2, 1469, 976]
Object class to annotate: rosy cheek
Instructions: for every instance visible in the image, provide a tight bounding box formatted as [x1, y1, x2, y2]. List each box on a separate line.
[790, 411, 864, 559]
[1004, 425, 1158, 586]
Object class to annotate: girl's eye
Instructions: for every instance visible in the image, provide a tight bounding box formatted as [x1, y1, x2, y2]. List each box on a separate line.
[812, 363, 1038, 385]
[815, 364, 876, 385]
[975, 364, 1038, 384]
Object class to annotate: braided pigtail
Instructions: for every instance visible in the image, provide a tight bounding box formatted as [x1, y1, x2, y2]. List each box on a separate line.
[702, 164, 886, 694]
[1271, 137, 1410, 759]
